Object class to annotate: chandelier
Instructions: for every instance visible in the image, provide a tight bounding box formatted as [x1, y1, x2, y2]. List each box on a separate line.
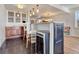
[29, 4, 39, 16]
[17, 4, 24, 9]
[16, 4, 39, 17]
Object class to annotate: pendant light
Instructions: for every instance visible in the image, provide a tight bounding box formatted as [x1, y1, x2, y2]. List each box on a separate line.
[17, 4, 24, 9]
[29, 4, 40, 16]
[30, 10, 32, 16]
[32, 8, 35, 15]
[16, 4, 24, 17]
[17, 13, 20, 17]
[16, 9, 20, 17]
[36, 5, 39, 13]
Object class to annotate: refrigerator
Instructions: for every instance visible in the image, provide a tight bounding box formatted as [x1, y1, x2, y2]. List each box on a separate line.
[50, 22, 64, 54]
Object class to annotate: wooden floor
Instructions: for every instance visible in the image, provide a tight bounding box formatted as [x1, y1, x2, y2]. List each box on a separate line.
[0, 36, 79, 54]
[64, 36, 79, 54]
[0, 38, 31, 54]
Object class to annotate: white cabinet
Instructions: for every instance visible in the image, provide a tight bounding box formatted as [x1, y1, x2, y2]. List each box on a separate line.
[8, 11, 14, 23]
[15, 12, 21, 23]
[22, 13, 27, 22]
[7, 10, 27, 26]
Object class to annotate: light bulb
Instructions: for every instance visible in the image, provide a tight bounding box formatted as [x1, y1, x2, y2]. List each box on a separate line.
[30, 14, 32, 16]
[17, 14, 19, 17]
[37, 9, 39, 13]
[30, 10, 32, 16]
[36, 5, 39, 13]
[33, 12, 35, 15]
[32, 8, 35, 15]
[17, 4, 24, 9]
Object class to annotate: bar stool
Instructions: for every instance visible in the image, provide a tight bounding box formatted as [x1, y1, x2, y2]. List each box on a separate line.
[30, 31, 36, 53]
[26, 34, 31, 48]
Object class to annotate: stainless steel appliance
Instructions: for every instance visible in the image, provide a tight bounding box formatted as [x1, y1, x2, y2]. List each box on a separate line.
[50, 22, 64, 54]
[54, 23, 64, 54]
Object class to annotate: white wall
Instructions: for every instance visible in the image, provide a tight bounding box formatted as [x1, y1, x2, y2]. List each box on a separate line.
[0, 5, 6, 47]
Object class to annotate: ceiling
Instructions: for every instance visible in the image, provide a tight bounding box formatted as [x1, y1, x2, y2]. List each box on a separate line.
[59, 4, 79, 9]
[4, 4, 79, 19]
[5, 4, 61, 13]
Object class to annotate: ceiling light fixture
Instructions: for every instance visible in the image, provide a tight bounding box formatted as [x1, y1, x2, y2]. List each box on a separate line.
[17, 4, 24, 9]
[16, 4, 24, 17]
[30, 10, 32, 16]
[17, 13, 20, 17]
[32, 8, 35, 15]
[36, 5, 39, 13]
[30, 5, 40, 17]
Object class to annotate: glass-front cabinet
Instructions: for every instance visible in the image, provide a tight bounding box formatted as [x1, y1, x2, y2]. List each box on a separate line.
[22, 13, 27, 23]
[8, 11, 14, 23]
[7, 10, 27, 26]
[15, 13, 21, 23]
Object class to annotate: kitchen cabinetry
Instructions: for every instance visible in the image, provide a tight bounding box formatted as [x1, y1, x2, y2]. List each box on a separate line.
[6, 11, 27, 40]
[22, 13, 27, 23]
[8, 11, 14, 23]
[15, 13, 21, 23]
[7, 10, 27, 26]
[5, 26, 24, 39]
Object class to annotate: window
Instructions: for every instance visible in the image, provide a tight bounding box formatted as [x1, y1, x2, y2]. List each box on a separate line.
[75, 11, 79, 28]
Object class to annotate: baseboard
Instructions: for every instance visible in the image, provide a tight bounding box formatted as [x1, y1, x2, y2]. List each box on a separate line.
[6, 36, 23, 40]
[65, 35, 79, 38]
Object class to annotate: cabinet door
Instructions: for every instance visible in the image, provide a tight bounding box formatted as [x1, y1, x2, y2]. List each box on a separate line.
[15, 27, 21, 35]
[8, 11, 14, 23]
[15, 13, 21, 23]
[6, 27, 23, 39]
[6, 27, 14, 37]
[22, 13, 26, 23]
